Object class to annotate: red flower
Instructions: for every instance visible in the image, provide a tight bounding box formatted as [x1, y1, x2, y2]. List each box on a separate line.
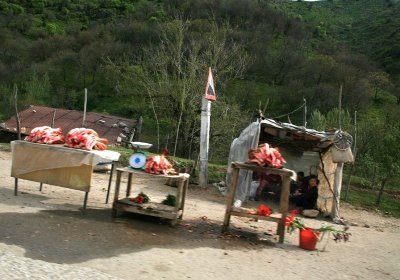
[131, 195, 144, 204]
[257, 204, 272, 216]
[136, 196, 144, 204]
[283, 211, 297, 226]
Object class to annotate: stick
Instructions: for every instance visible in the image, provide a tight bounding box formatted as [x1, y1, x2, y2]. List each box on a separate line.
[82, 88, 87, 127]
[51, 109, 57, 128]
[13, 84, 21, 140]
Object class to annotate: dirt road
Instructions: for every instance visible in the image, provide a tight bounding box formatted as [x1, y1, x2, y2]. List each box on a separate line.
[0, 151, 399, 279]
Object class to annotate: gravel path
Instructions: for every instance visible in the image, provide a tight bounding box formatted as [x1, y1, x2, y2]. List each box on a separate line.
[0, 251, 120, 280]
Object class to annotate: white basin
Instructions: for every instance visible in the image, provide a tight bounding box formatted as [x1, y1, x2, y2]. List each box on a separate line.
[130, 142, 152, 149]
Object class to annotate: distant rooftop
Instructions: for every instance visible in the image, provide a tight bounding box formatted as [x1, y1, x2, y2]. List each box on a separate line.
[1, 105, 137, 145]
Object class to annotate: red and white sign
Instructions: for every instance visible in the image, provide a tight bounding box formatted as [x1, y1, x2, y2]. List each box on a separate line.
[204, 67, 216, 101]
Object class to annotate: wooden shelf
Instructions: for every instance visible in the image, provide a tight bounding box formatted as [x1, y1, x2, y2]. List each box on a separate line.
[230, 207, 281, 223]
[114, 198, 182, 220]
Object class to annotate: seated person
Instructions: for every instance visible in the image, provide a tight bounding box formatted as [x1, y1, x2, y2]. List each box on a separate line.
[256, 173, 282, 201]
[290, 171, 306, 194]
[293, 175, 319, 210]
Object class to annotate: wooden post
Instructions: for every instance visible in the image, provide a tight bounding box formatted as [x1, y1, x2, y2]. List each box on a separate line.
[278, 174, 290, 243]
[331, 162, 344, 221]
[199, 97, 211, 187]
[51, 109, 57, 128]
[376, 177, 387, 206]
[303, 97, 307, 127]
[344, 111, 357, 200]
[135, 116, 143, 141]
[13, 84, 21, 140]
[82, 88, 87, 127]
[222, 166, 240, 232]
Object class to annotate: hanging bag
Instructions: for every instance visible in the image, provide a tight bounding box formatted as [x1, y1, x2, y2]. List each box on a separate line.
[331, 146, 354, 163]
[331, 131, 354, 163]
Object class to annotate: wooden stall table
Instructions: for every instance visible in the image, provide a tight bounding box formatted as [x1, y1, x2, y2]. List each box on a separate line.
[222, 162, 293, 243]
[112, 167, 189, 225]
[11, 140, 121, 210]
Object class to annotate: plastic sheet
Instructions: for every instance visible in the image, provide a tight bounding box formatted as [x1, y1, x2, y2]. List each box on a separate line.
[11, 140, 120, 191]
[225, 122, 260, 202]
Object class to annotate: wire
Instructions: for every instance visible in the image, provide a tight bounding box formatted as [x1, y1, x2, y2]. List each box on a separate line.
[270, 102, 305, 119]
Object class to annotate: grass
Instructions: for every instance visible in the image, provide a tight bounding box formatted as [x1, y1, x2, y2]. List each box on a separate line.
[0, 143, 11, 152]
[343, 187, 400, 218]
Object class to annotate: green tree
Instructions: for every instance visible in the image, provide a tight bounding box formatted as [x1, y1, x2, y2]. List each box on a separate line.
[309, 109, 327, 131]
[24, 72, 51, 105]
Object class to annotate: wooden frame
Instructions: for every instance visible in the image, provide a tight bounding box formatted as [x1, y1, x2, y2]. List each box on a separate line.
[222, 162, 293, 243]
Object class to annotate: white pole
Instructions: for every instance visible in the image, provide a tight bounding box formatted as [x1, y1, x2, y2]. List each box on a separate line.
[82, 88, 87, 127]
[199, 97, 211, 187]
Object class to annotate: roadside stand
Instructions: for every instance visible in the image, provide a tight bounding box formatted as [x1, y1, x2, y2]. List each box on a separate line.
[222, 162, 293, 243]
[111, 142, 190, 225]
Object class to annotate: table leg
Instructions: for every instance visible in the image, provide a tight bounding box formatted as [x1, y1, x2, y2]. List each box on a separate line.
[83, 191, 89, 211]
[14, 178, 18, 196]
[278, 175, 291, 243]
[105, 162, 115, 204]
[112, 170, 122, 218]
[126, 173, 132, 197]
[222, 167, 240, 232]
[39, 183, 43, 191]
[175, 178, 184, 218]
[179, 179, 189, 219]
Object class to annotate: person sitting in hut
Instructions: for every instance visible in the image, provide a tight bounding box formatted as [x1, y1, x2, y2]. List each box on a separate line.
[290, 171, 306, 194]
[255, 173, 282, 201]
[293, 175, 319, 210]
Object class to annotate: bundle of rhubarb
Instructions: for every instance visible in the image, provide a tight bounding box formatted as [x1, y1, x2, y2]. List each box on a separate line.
[25, 126, 65, 144]
[246, 143, 286, 168]
[144, 149, 176, 175]
[64, 128, 108, 150]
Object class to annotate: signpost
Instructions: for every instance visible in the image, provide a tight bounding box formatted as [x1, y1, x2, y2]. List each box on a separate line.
[199, 68, 216, 187]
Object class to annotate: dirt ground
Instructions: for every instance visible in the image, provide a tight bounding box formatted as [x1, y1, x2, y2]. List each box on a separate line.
[0, 150, 399, 280]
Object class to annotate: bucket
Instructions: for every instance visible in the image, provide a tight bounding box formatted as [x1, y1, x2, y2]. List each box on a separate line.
[299, 227, 320, 250]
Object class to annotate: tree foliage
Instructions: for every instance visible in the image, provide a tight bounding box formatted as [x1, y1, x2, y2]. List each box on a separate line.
[0, 0, 399, 171]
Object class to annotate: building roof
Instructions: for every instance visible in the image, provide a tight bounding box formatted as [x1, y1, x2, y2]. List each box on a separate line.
[259, 119, 335, 152]
[1, 105, 137, 145]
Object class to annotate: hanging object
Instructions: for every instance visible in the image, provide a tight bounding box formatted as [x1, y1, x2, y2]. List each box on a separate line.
[204, 67, 216, 101]
[333, 131, 353, 150]
[332, 131, 354, 163]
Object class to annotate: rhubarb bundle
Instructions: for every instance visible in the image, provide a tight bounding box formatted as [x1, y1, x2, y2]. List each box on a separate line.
[246, 143, 286, 168]
[64, 128, 108, 150]
[25, 126, 65, 144]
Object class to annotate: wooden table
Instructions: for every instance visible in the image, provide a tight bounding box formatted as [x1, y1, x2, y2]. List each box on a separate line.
[112, 167, 189, 224]
[222, 162, 293, 243]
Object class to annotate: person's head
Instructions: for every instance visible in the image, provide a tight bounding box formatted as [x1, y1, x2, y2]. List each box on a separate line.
[297, 171, 304, 182]
[308, 175, 319, 187]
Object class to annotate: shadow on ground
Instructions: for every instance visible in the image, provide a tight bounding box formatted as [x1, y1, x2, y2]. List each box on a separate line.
[0, 203, 304, 265]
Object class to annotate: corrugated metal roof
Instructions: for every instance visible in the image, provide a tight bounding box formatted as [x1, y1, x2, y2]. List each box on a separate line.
[260, 119, 335, 151]
[2, 105, 137, 145]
